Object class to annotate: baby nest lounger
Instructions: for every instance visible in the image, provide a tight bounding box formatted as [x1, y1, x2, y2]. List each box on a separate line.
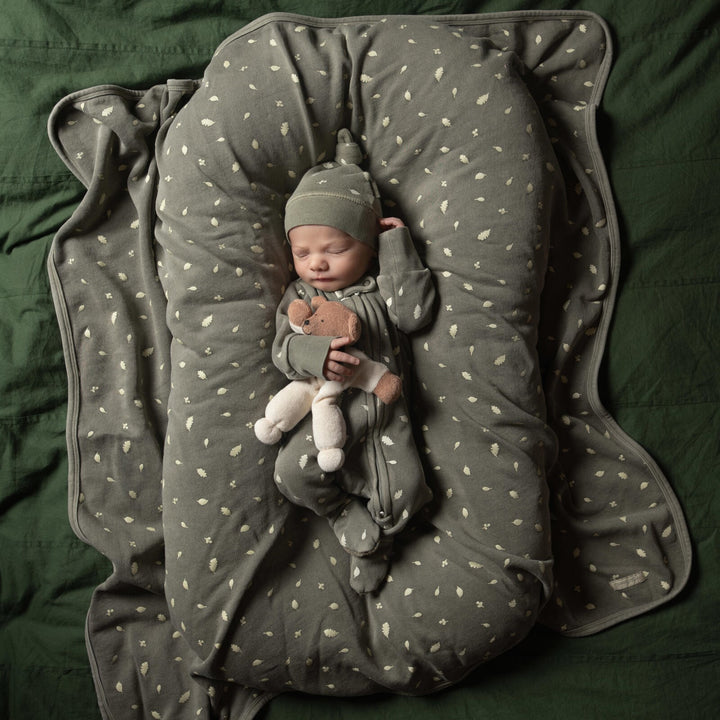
[47, 10, 691, 720]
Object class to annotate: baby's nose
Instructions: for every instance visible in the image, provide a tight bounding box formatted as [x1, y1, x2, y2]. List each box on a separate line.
[310, 255, 328, 269]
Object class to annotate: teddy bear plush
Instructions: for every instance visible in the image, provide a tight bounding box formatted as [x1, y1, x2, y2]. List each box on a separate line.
[254, 296, 401, 471]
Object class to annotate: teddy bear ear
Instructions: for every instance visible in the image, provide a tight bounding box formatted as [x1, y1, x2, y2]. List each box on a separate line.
[347, 313, 361, 343]
[288, 298, 312, 326]
[311, 296, 327, 309]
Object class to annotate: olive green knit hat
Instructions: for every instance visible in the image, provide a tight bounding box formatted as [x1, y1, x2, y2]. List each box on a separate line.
[284, 129, 382, 248]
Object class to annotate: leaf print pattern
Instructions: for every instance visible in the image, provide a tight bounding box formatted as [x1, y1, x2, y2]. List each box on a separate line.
[46, 11, 690, 720]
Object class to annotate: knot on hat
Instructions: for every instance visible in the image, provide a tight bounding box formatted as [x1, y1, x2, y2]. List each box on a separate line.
[284, 129, 382, 248]
[335, 128, 364, 166]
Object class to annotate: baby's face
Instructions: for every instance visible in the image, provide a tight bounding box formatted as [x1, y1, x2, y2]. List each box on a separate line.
[288, 225, 375, 292]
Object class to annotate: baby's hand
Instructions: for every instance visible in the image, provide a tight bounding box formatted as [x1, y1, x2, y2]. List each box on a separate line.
[378, 216, 405, 232]
[323, 337, 360, 382]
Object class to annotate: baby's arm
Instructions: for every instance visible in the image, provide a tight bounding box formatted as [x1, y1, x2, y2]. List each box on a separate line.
[376, 223, 436, 333]
[273, 286, 333, 380]
[273, 285, 361, 382]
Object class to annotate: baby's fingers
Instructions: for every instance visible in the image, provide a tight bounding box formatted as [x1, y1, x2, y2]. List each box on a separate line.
[325, 353, 358, 380]
[329, 349, 359, 366]
[325, 363, 353, 381]
[325, 369, 348, 382]
[329, 336, 352, 350]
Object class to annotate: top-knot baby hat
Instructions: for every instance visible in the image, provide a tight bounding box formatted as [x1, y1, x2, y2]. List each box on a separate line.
[284, 129, 383, 248]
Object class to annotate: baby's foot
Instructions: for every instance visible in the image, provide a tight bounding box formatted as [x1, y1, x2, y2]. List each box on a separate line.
[331, 499, 381, 556]
[350, 543, 391, 594]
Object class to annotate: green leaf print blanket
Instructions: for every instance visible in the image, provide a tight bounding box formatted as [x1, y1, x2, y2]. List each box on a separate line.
[47, 11, 691, 720]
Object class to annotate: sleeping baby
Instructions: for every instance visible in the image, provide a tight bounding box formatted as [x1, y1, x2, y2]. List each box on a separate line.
[256, 129, 436, 593]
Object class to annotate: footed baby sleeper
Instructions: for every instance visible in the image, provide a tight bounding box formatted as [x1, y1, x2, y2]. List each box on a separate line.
[270, 224, 436, 592]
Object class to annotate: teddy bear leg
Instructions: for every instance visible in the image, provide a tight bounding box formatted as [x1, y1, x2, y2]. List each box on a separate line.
[311, 381, 347, 472]
[254, 379, 318, 445]
[253, 417, 283, 445]
[317, 448, 344, 473]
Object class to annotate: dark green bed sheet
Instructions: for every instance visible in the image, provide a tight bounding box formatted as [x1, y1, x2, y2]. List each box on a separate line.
[0, 1, 717, 718]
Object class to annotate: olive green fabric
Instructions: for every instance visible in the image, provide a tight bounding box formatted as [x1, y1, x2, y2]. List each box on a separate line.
[1, 1, 717, 719]
[47, 7, 690, 716]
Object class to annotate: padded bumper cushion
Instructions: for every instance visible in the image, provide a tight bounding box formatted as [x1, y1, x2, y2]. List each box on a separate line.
[155, 13, 573, 694]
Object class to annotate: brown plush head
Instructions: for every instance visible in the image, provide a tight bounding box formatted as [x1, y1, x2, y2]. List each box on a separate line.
[287, 296, 361, 343]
